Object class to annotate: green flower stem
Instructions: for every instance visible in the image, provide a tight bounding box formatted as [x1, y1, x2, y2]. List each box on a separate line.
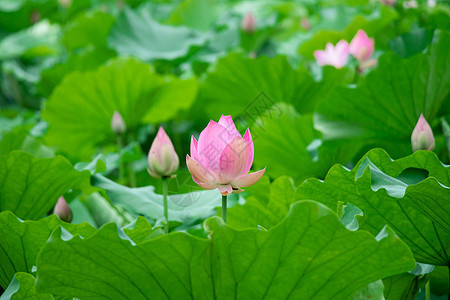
[162, 177, 169, 234]
[128, 163, 136, 187]
[425, 280, 430, 300]
[222, 195, 227, 223]
[116, 135, 125, 184]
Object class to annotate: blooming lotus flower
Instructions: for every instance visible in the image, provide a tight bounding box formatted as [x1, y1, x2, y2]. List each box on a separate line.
[241, 12, 256, 33]
[187, 115, 265, 196]
[111, 111, 126, 135]
[148, 127, 179, 178]
[314, 40, 349, 69]
[411, 114, 435, 152]
[54, 196, 72, 223]
[349, 30, 375, 62]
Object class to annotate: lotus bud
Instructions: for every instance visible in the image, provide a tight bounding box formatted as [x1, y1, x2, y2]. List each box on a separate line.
[349, 30, 375, 63]
[300, 18, 311, 31]
[380, 0, 395, 6]
[30, 11, 41, 24]
[53, 196, 72, 223]
[241, 12, 256, 33]
[111, 111, 126, 135]
[58, 0, 72, 8]
[411, 114, 435, 152]
[148, 127, 179, 178]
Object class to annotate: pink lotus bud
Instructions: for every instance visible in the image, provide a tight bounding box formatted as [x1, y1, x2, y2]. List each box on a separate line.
[30, 11, 41, 24]
[53, 196, 72, 223]
[380, 0, 396, 6]
[313, 40, 350, 69]
[403, 0, 418, 9]
[186, 115, 265, 196]
[241, 12, 256, 33]
[111, 111, 126, 135]
[411, 114, 435, 152]
[300, 18, 311, 31]
[148, 127, 179, 178]
[349, 30, 375, 62]
[58, 0, 72, 8]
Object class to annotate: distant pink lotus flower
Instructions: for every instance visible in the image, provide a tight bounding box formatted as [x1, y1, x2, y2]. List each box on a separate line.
[187, 115, 265, 196]
[314, 40, 349, 69]
[148, 127, 179, 178]
[241, 12, 256, 33]
[349, 30, 375, 62]
[411, 114, 435, 152]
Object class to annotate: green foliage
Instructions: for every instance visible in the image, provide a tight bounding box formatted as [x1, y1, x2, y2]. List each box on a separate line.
[252, 103, 362, 183]
[35, 201, 415, 299]
[0, 211, 96, 289]
[1, 273, 53, 300]
[316, 30, 450, 157]
[0, 151, 95, 220]
[295, 149, 450, 266]
[108, 7, 208, 61]
[42, 58, 197, 159]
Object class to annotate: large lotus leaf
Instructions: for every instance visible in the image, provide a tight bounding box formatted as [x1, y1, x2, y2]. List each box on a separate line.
[0, 211, 159, 290]
[35, 201, 415, 299]
[93, 174, 221, 227]
[251, 103, 362, 184]
[42, 58, 197, 159]
[107, 6, 208, 61]
[226, 176, 296, 229]
[0, 20, 60, 60]
[295, 148, 450, 265]
[62, 10, 115, 51]
[199, 53, 352, 120]
[0, 151, 95, 220]
[315, 30, 450, 157]
[0, 273, 52, 300]
[0, 211, 96, 289]
[168, 0, 222, 31]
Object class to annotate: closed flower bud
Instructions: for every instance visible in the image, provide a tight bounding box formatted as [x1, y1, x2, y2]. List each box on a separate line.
[111, 111, 126, 135]
[241, 12, 256, 33]
[148, 127, 179, 178]
[54, 196, 72, 223]
[411, 114, 435, 152]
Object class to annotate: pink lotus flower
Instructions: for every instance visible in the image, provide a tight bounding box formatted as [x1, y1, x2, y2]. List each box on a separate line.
[54, 196, 72, 223]
[148, 127, 179, 178]
[314, 40, 349, 69]
[349, 30, 375, 62]
[241, 12, 256, 33]
[187, 115, 265, 196]
[411, 114, 435, 152]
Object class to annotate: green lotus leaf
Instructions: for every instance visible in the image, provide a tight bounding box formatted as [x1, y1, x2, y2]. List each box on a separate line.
[42, 58, 197, 159]
[0, 272, 53, 300]
[108, 6, 208, 61]
[35, 201, 415, 299]
[252, 103, 362, 184]
[295, 148, 450, 265]
[0, 151, 95, 220]
[199, 53, 352, 120]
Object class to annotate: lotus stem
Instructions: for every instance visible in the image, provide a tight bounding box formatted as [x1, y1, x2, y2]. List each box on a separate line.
[222, 195, 227, 223]
[162, 177, 169, 234]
